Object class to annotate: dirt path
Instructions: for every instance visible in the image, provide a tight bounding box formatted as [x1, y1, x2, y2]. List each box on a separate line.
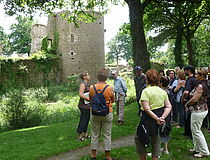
[45, 135, 135, 160]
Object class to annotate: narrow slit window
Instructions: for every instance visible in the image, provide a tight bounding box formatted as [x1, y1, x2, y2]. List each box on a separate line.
[71, 34, 74, 43]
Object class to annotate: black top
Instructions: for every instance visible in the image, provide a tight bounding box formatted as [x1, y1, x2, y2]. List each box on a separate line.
[134, 74, 146, 99]
[185, 76, 197, 101]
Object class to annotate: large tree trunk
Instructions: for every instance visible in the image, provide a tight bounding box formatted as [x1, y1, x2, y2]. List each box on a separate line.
[174, 26, 184, 68]
[125, 0, 151, 71]
[185, 28, 195, 66]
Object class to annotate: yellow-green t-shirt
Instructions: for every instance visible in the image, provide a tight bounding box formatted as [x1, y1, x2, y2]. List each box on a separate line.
[140, 86, 168, 110]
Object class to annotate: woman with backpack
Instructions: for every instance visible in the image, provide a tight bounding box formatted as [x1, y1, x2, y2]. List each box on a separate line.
[89, 68, 115, 160]
[76, 72, 91, 141]
[185, 68, 210, 158]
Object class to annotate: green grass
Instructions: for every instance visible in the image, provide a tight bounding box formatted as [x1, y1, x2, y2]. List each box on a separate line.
[0, 102, 139, 160]
[81, 127, 210, 160]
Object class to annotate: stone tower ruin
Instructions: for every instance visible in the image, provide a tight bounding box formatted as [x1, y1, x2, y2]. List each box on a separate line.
[30, 24, 47, 54]
[47, 12, 105, 83]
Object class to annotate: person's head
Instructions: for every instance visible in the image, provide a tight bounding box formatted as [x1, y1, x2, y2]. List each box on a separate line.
[195, 68, 207, 81]
[184, 65, 195, 76]
[80, 71, 90, 81]
[158, 70, 165, 77]
[160, 76, 169, 88]
[134, 65, 143, 76]
[97, 68, 109, 82]
[111, 70, 118, 79]
[208, 65, 210, 73]
[168, 70, 175, 79]
[146, 69, 159, 86]
[175, 66, 180, 73]
[177, 70, 186, 80]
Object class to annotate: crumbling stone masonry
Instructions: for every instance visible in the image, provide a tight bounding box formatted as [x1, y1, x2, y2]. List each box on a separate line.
[47, 12, 105, 83]
[30, 24, 47, 54]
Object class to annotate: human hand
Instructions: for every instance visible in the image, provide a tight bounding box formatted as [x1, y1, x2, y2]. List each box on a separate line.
[157, 117, 165, 125]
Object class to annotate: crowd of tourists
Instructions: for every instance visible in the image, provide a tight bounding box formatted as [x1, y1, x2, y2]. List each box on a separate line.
[76, 65, 210, 160]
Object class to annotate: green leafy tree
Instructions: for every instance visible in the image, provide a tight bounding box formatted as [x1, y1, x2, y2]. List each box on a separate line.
[5, 16, 34, 56]
[107, 24, 132, 65]
[0, 26, 8, 54]
[193, 20, 210, 67]
[1, 0, 206, 69]
[144, 0, 209, 67]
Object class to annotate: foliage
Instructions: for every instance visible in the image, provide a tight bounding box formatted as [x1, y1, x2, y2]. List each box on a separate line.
[193, 20, 210, 67]
[67, 74, 80, 92]
[0, 26, 8, 46]
[0, 89, 45, 130]
[30, 50, 59, 85]
[41, 30, 60, 54]
[3, 16, 34, 56]
[106, 24, 132, 64]
[144, 0, 209, 67]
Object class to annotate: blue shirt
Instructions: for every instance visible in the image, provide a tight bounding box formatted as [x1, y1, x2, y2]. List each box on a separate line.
[171, 80, 184, 102]
[114, 76, 127, 95]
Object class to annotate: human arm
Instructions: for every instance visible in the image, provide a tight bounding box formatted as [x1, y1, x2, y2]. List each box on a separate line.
[109, 86, 115, 103]
[142, 101, 165, 125]
[161, 100, 172, 120]
[121, 79, 127, 93]
[174, 80, 185, 92]
[79, 83, 89, 101]
[185, 85, 203, 107]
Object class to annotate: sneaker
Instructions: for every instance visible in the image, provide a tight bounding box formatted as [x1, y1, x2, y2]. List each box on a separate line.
[194, 153, 206, 158]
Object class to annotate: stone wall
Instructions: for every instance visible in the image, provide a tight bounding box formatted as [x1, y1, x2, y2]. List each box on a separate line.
[47, 12, 105, 83]
[0, 59, 61, 88]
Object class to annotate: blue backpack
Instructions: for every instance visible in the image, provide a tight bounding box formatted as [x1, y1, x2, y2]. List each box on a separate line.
[92, 85, 109, 116]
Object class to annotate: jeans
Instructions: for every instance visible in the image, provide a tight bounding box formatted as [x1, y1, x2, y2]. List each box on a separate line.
[175, 101, 185, 127]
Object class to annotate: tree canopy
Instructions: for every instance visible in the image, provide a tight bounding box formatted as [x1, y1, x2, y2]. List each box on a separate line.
[0, 0, 209, 68]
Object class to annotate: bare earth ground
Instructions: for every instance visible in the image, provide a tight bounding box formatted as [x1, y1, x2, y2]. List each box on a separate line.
[44, 135, 135, 160]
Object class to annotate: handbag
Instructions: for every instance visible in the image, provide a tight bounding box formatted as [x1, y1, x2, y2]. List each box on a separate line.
[137, 123, 150, 148]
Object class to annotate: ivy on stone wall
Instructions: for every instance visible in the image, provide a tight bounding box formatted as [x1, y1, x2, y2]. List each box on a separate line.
[0, 30, 60, 90]
[41, 30, 60, 55]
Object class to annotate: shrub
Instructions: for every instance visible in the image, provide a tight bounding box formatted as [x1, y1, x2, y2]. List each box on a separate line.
[67, 74, 80, 92]
[0, 89, 46, 130]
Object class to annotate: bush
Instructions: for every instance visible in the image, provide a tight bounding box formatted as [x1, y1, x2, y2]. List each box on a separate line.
[0, 89, 46, 130]
[67, 74, 80, 92]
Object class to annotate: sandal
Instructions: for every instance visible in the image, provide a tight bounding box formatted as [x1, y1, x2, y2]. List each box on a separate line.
[77, 137, 85, 141]
[85, 135, 91, 139]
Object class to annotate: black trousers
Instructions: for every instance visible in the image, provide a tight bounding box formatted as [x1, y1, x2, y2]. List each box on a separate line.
[77, 108, 90, 134]
[184, 110, 192, 137]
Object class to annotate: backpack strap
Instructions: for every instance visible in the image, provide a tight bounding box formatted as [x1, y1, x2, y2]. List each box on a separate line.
[101, 85, 109, 94]
[93, 85, 98, 94]
[93, 85, 109, 94]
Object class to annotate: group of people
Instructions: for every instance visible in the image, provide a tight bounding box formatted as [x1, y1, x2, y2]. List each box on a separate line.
[75, 64, 210, 160]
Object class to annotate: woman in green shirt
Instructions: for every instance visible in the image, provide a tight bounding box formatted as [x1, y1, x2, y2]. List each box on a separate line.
[135, 70, 172, 160]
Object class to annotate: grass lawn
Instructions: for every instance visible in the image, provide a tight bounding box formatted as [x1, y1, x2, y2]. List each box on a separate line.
[81, 127, 210, 160]
[0, 101, 209, 160]
[0, 102, 139, 160]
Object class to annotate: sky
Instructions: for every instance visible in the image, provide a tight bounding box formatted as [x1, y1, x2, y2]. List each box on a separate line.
[0, 4, 129, 53]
